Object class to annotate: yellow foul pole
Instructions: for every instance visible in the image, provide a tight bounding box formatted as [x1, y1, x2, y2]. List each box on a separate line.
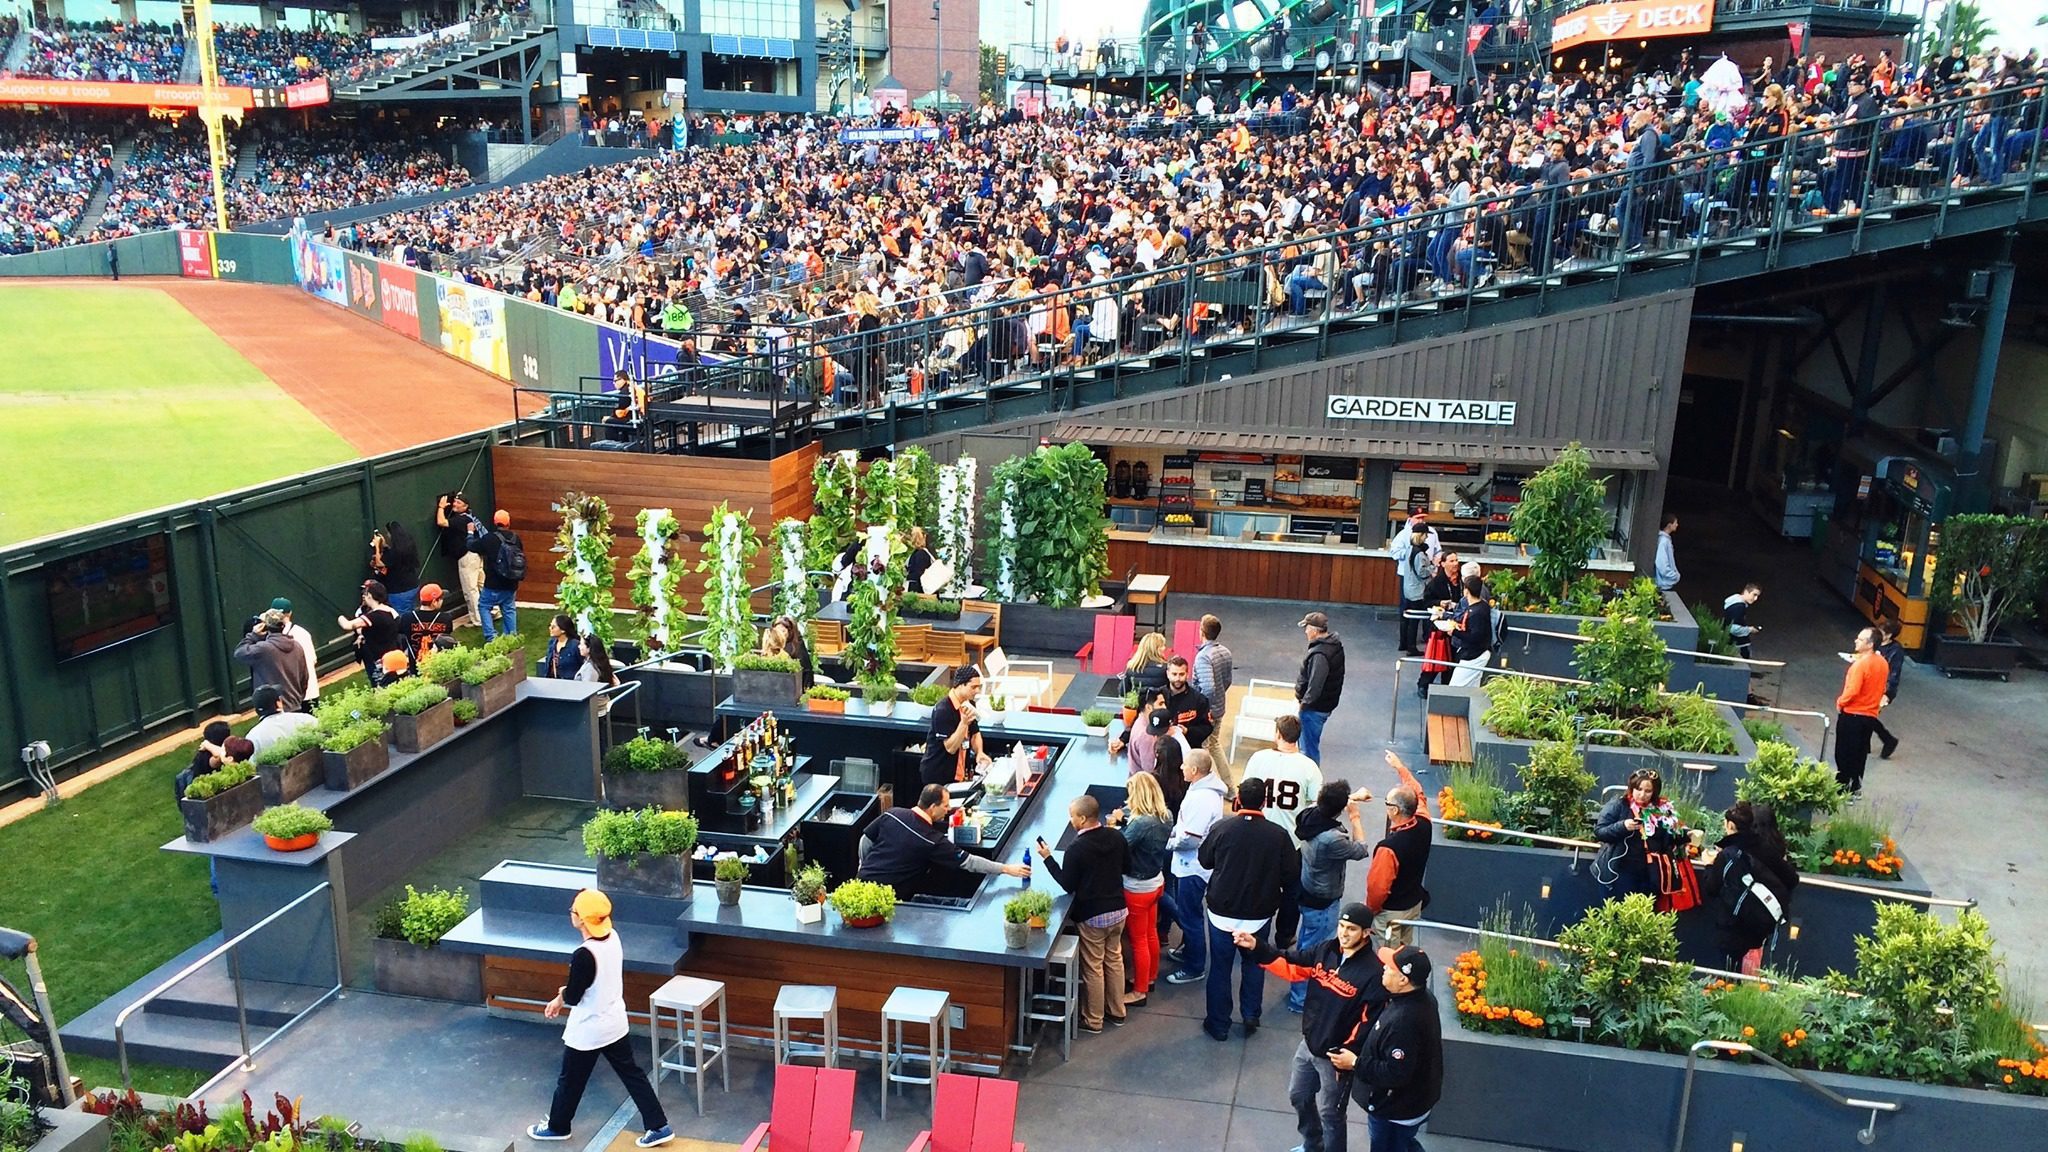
[193, 0, 234, 233]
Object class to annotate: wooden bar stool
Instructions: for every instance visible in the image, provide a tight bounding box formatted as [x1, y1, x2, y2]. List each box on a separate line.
[648, 974, 729, 1116]
[879, 986, 953, 1119]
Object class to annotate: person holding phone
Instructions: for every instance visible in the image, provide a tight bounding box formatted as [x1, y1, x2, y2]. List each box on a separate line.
[1233, 903, 1387, 1152]
[1034, 795, 1132, 1033]
[1330, 945, 1443, 1152]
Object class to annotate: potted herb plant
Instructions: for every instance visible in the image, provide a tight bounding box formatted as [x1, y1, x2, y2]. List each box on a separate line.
[1001, 896, 1032, 949]
[827, 878, 897, 928]
[251, 804, 333, 851]
[371, 884, 481, 1002]
[1015, 887, 1053, 930]
[1734, 740, 1847, 835]
[602, 734, 691, 811]
[418, 645, 479, 692]
[321, 717, 390, 791]
[714, 855, 749, 905]
[254, 727, 325, 805]
[1929, 513, 2048, 679]
[482, 631, 529, 684]
[862, 680, 899, 718]
[804, 684, 850, 714]
[1081, 707, 1113, 738]
[385, 680, 454, 753]
[984, 692, 1007, 727]
[901, 595, 963, 621]
[790, 862, 828, 924]
[457, 652, 518, 718]
[583, 806, 700, 900]
[907, 681, 946, 720]
[450, 698, 480, 728]
[1121, 690, 1140, 728]
[179, 761, 263, 843]
[732, 652, 803, 707]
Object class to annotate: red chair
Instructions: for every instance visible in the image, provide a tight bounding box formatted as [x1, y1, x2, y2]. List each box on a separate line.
[1171, 618, 1201, 662]
[1088, 614, 1137, 675]
[904, 1073, 1025, 1152]
[741, 1065, 863, 1152]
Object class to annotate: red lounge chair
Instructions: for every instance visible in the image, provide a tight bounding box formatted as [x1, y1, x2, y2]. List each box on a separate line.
[903, 1073, 1025, 1152]
[740, 1065, 863, 1152]
[1087, 614, 1136, 674]
[1171, 618, 1201, 662]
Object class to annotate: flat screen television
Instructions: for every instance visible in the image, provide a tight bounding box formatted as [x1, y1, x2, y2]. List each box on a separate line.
[46, 535, 176, 662]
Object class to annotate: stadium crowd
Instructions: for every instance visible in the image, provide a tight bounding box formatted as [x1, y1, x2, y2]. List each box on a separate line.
[237, 125, 470, 221]
[11, 19, 186, 83]
[210, 25, 381, 87]
[0, 111, 111, 254]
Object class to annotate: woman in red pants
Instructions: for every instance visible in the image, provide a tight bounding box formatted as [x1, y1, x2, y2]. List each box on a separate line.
[1113, 772, 1174, 1005]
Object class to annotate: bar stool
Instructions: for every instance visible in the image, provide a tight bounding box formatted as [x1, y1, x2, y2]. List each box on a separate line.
[1023, 935, 1080, 1061]
[878, 987, 952, 1120]
[648, 974, 729, 1116]
[773, 983, 841, 1068]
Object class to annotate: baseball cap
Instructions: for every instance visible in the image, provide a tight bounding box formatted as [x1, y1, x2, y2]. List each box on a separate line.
[252, 684, 284, 714]
[1339, 902, 1373, 930]
[493, 510, 512, 527]
[418, 583, 445, 605]
[1380, 944, 1432, 985]
[572, 888, 613, 931]
[270, 597, 293, 613]
[1297, 611, 1329, 630]
[380, 650, 411, 675]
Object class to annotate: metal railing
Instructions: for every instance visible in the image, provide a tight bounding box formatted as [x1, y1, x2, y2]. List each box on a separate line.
[1676, 1039, 1899, 1150]
[335, 11, 540, 92]
[114, 881, 344, 1097]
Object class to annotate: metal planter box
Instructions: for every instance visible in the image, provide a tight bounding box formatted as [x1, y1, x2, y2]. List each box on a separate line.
[323, 736, 391, 791]
[29, 1103, 110, 1152]
[1930, 635, 2021, 681]
[996, 600, 1111, 657]
[391, 698, 456, 753]
[1499, 593, 1745, 698]
[179, 777, 265, 843]
[1429, 968, 2048, 1152]
[1449, 684, 1757, 810]
[1425, 827, 1935, 977]
[258, 747, 324, 805]
[458, 668, 518, 718]
[595, 852, 693, 901]
[603, 768, 691, 812]
[372, 936, 485, 1002]
[732, 667, 803, 708]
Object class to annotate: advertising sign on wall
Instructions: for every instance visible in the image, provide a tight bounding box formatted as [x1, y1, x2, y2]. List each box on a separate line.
[176, 230, 215, 279]
[344, 252, 382, 322]
[0, 77, 257, 108]
[437, 280, 511, 379]
[290, 235, 346, 305]
[1550, 0, 1711, 52]
[597, 325, 683, 385]
[376, 262, 422, 338]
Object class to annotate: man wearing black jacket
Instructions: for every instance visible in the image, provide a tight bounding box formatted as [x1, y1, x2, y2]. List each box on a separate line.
[1235, 903, 1387, 1152]
[1198, 777, 1298, 1041]
[1160, 654, 1216, 753]
[1333, 945, 1443, 1152]
[1294, 612, 1346, 765]
[1035, 795, 1132, 1032]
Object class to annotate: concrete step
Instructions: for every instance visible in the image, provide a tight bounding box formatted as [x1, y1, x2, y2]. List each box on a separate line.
[439, 907, 685, 973]
[62, 1005, 254, 1071]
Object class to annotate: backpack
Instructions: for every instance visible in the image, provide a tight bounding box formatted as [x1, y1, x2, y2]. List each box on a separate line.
[1721, 848, 1786, 939]
[488, 530, 527, 582]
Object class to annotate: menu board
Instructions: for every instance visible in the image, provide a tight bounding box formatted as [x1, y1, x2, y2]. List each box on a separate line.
[1304, 455, 1360, 481]
[1243, 479, 1268, 505]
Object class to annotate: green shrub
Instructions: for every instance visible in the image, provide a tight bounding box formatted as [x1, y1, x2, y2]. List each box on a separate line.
[789, 862, 828, 904]
[713, 855, 752, 883]
[314, 684, 391, 727]
[733, 652, 801, 673]
[581, 807, 699, 858]
[450, 699, 480, 723]
[1014, 888, 1053, 920]
[603, 736, 687, 775]
[320, 717, 385, 754]
[1635, 691, 1739, 755]
[378, 884, 469, 947]
[1931, 513, 2048, 642]
[1691, 602, 1737, 658]
[902, 595, 962, 619]
[461, 653, 513, 685]
[1856, 905, 2003, 1052]
[1556, 894, 1685, 1043]
[1003, 896, 1034, 924]
[862, 680, 900, 703]
[1706, 978, 1809, 1055]
[255, 726, 326, 766]
[1080, 707, 1113, 728]
[384, 680, 450, 716]
[804, 684, 850, 701]
[1480, 676, 1579, 743]
[910, 682, 946, 707]
[1517, 742, 1594, 839]
[482, 632, 527, 659]
[828, 879, 898, 922]
[183, 760, 255, 800]
[417, 646, 478, 684]
[250, 804, 332, 840]
[1735, 740, 1846, 832]
[1442, 760, 1511, 839]
[1740, 717, 1788, 745]
[1573, 579, 1670, 715]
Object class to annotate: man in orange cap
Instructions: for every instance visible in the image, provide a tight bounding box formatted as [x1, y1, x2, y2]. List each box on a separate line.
[529, 889, 672, 1146]
[403, 583, 458, 666]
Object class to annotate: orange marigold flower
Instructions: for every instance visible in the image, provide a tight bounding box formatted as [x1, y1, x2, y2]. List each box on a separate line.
[1741, 1026, 1755, 1038]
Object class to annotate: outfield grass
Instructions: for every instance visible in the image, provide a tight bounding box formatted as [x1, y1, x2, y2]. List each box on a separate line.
[0, 285, 355, 546]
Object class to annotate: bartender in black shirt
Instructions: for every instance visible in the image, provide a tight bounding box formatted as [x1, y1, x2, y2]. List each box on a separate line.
[920, 666, 993, 789]
[858, 784, 1032, 897]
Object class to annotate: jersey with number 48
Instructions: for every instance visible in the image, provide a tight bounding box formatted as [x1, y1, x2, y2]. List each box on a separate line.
[1241, 748, 1325, 848]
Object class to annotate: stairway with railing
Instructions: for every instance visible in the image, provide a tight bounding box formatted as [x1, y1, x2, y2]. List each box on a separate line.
[333, 11, 544, 96]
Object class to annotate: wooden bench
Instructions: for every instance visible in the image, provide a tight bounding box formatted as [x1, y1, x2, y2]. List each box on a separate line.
[1427, 713, 1472, 766]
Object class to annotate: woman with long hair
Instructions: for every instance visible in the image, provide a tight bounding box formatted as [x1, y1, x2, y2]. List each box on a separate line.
[1123, 631, 1170, 697]
[1700, 800, 1800, 971]
[371, 521, 422, 613]
[338, 580, 406, 686]
[1113, 771, 1174, 1006]
[576, 635, 620, 687]
[771, 616, 814, 690]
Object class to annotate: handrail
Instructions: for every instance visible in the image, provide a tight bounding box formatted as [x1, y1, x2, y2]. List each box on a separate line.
[1794, 875, 1977, 910]
[1436, 815, 1596, 856]
[1508, 625, 1788, 670]
[1676, 1039, 1899, 1151]
[1389, 915, 1765, 986]
[115, 880, 343, 1094]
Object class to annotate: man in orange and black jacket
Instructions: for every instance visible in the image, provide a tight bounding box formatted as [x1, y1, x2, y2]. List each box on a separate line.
[1365, 750, 1433, 947]
[1234, 903, 1387, 1152]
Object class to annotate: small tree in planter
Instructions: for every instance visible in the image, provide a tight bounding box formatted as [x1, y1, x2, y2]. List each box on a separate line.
[583, 806, 700, 900]
[1573, 580, 1671, 716]
[321, 717, 390, 791]
[630, 507, 686, 655]
[554, 492, 618, 648]
[696, 502, 761, 674]
[1930, 513, 2048, 677]
[180, 760, 262, 842]
[372, 884, 481, 1001]
[827, 878, 897, 927]
[1734, 740, 1848, 836]
[384, 680, 453, 753]
[251, 804, 333, 851]
[732, 652, 802, 708]
[790, 862, 828, 923]
[457, 652, 517, 718]
[255, 727, 325, 805]
[601, 734, 691, 811]
[714, 854, 750, 905]
[1508, 442, 1612, 611]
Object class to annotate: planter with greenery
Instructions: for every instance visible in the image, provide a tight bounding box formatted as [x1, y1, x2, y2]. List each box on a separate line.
[862, 681, 899, 718]
[251, 804, 333, 851]
[1121, 690, 1141, 728]
[179, 761, 263, 843]
[450, 698, 480, 728]
[455, 652, 517, 718]
[906, 681, 946, 719]
[714, 854, 749, 905]
[827, 879, 897, 928]
[584, 807, 700, 900]
[384, 681, 454, 753]
[901, 595, 963, 621]
[601, 735, 691, 812]
[480, 632, 528, 683]
[696, 501, 761, 673]
[554, 492, 618, 649]
[417, 645, 479, 692]
[1080, 708, 1113, 737]
[321, 716, 392, 791]
[371, 884, 481, 1001]
[1001, 896, 1032, 948]
[1430, 901, 2048, 1152]
[1012, 887, 1053, 929]
[983, 443, 1109, 609]
[1929, 513, 2048, 678]
[804, 685, 849, 714]
[255, 727, 326, 806]
[732, 652, 802, 708]
[790, 862, 828, 924]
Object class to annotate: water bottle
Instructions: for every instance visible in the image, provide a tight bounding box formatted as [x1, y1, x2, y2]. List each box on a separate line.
[1020, 851, 1032, 887]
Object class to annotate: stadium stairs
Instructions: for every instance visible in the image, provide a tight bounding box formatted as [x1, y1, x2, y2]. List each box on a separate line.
[0, 23, 26, 72]
[71, 135, 137, 240]
[178, 44, 200, 84]
[333, 21, 550, 99]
